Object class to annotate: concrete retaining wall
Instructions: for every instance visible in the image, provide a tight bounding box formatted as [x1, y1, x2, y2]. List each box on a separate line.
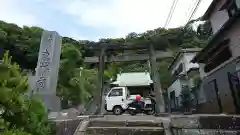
[170, 115, 240, 135]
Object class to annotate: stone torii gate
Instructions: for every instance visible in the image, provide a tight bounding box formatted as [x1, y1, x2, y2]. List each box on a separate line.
[84, 43, 172, 114]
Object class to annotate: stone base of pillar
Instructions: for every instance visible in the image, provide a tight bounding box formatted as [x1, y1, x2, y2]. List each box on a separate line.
[38, 94, 61, 112]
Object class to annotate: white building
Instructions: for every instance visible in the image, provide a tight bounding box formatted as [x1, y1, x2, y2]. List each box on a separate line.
[110, 71, 153, 96]
[167, 48, 201, 110]
[111, 71, 153, 86]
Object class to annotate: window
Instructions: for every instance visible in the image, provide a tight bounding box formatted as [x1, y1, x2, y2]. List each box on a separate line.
[126, 89, 130, 98]
[204, 40, 232, 73]
[108, 88, 123, 97]
[173, 63, 184, 76]
[177, 63, 183, 74]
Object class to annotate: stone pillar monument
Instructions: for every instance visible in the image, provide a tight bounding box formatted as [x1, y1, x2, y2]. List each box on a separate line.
[34, 31, 61, 112]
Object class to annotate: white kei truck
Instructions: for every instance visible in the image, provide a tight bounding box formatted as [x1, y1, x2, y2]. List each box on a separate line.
[104, 86, 155, 115]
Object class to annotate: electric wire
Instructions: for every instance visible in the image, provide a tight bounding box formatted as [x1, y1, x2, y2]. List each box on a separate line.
[186, 0, 203, 24]
[176, 0, 203, 46]
[186, 0, 199, 22]
[164, 0, 179, 28]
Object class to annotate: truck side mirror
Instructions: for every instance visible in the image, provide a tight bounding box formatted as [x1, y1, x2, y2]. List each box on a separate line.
[121, 98, 124, 101]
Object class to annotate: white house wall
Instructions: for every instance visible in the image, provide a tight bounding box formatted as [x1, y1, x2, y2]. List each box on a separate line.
[198, 63, 207, 79]
[167, 79, 182, 98]
[171, 54, 184, 75]
[168, 79, 188, 108]
[183, 53, 199, 71]
[171, 52, 199, 76]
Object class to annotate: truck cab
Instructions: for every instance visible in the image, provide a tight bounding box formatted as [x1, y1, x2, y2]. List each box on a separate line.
[104, 87, 132, 115]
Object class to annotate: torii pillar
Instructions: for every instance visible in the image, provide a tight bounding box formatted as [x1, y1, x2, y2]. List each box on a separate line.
[97, 47, 105, 114]
[149, 44, 165, 113]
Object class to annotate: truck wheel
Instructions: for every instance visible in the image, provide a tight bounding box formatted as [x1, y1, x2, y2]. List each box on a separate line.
[113, 106, 123, 115]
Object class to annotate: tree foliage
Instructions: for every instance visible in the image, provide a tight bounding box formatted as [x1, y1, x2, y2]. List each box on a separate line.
[1, 129, 31, 135]
[57, 43, 98, 108]
[180, 85, 192, 112]
[0, 51, 50, 135]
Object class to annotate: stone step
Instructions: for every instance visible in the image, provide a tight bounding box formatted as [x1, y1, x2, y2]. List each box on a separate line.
[86, 126, 165, 135]
[172, 129, 239, 135]
[88, 119, 163, 127]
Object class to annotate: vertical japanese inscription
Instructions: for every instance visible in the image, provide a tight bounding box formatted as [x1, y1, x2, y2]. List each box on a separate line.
[36, 33, 53, 92]
[40, 48, 50, 68]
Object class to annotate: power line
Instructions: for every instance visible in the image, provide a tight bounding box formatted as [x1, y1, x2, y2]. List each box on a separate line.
[186, 0, 202, 23]
[164, 0, 178, 28]
[164, 0, 202, 28]
[163, 0, 202, 29]
[185, 0, 198, 22]
[176, 0, 203, 46]
[164, 0, 179, 28]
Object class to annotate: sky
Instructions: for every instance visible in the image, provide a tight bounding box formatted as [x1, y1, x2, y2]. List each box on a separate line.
[0, 0, 213, 41]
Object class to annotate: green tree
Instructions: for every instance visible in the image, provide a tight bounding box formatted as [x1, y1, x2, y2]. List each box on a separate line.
[57, 44, 98, 108]
[180, 85, 192, 112]
[0, 51, 50, 135]
[57, 44, 83, 108]
[158, 60, 172, 89]
[1, 130, 30, 135]
[69, 68, 98, 105]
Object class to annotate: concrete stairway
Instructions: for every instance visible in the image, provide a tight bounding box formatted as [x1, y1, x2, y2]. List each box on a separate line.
[74, 116, 165, 135]
[67, 114, 240, 135]
[86, 119, 165, 135]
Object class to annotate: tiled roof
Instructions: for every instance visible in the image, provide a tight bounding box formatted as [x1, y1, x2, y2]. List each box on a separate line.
[111, 72, 153, 86]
